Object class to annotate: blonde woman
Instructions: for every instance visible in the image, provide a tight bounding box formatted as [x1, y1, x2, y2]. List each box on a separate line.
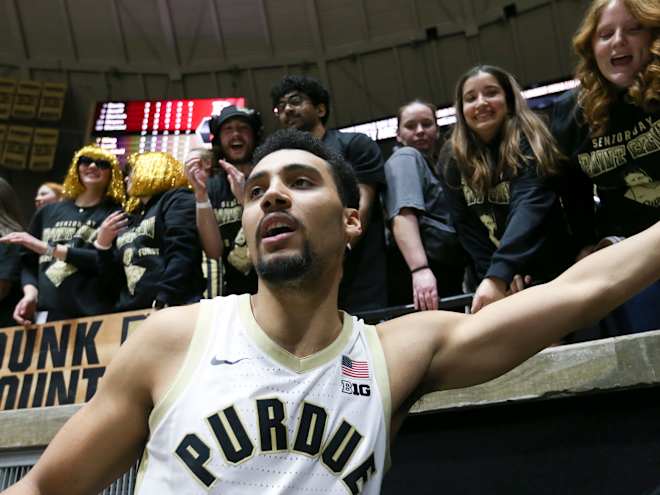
[0, 145, 125, 323]
[552, 0, 659, 333]
[96, 152, 204, 310]
[441, 65, 573, 313]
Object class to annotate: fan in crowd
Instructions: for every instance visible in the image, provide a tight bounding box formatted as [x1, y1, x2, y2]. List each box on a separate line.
[270, 75, 388, 313]
[0, 178, 26, 327]
[184, 105, 262, 298]
[96, 152, 204, 311]
[34, 182, 63, 209]
[0, 145, 125, 324]
[440, 65, 575, 313]
[383, 100, 466, 310]
[552, 0, 659, 334]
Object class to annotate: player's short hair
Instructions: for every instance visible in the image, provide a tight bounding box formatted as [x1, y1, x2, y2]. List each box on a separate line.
[252, 129, 359, 209]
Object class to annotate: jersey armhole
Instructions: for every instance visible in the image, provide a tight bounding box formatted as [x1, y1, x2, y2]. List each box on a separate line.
[363, 323, 393, 472]
[147, 299, 216, 432]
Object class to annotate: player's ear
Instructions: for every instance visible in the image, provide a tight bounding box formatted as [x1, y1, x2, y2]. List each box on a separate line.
[344, 207, 362, 244]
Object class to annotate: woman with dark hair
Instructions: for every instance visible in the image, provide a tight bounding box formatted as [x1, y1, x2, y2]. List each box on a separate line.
[96, 152, 204, 311]
[552, 0, 659, 332]
[440, 65, 573, 313]
[0, 178, 25, 327]
[0, 145, 125, 324]
[384, 100, 465, 310]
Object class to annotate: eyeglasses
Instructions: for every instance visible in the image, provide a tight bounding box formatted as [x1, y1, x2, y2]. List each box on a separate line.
[77, 156, 112, 170]
[273, 94, 309, 114]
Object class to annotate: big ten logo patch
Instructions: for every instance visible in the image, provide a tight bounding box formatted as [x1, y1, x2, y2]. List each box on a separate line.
[0, 309, 152, 411]
[341, 380, 371, 397]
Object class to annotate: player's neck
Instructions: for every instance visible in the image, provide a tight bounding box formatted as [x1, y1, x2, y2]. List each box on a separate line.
[251, 278, 343, 358]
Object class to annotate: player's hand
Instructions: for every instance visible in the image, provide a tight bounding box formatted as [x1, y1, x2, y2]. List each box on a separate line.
[509, 274, 532, 294]
[184, 157, 209, 196]
[97, 211, 128, 248]
[0, 231, 48, 255]
[412, 267, 438, 311]
[13, 288, 38, 326]
[471, 277, 507, 313]
[220, 159, 246, 205]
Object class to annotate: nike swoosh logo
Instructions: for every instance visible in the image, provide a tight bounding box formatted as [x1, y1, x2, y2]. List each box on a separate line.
[210, 357, 250, 366]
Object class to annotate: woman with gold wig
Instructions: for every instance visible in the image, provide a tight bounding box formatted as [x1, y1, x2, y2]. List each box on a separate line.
[552, 0, 660, 334]
[95, 151, 204, 310]
[0, 145, 125, 323]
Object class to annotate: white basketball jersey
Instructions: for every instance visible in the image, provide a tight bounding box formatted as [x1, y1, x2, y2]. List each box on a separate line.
[135, 294, 391, 494]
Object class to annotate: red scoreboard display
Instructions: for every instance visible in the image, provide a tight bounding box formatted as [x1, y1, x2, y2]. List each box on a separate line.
[90, 97, 246, 164]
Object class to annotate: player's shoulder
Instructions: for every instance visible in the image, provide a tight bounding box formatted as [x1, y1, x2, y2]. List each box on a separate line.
[130, 303, 202, 356]
[375, 310, 466, 347]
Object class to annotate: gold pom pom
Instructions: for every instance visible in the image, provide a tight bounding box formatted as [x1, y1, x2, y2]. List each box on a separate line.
[124, 152, 189, 212]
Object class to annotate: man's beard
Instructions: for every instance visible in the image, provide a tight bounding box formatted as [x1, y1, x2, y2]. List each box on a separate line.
[255, 241, 315, 286]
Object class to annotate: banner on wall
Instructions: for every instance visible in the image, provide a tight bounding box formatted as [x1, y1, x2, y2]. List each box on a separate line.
[29, 128, 59, 171]
[0, 79, 16, 120]
[38, 82, 67, 121]
[12, 81, 42, 120]
[0, 309, 152, 411]
[1, 125, 33, 170]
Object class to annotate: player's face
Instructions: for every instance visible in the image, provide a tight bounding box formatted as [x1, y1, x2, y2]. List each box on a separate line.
[396, 103, 438, 153]
[219, 118, 256, 164]
[461, 72, 508, 144]
[242, 149, 348, 284]
[592, 0, 652, 89]
[274, 92, 325, 132]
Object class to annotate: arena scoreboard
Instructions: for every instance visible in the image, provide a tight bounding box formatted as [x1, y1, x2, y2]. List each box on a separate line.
[90, 97, 246, 164]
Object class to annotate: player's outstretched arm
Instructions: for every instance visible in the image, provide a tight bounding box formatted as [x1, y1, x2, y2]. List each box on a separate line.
[5, 305, 198, 495]
[381, 222, 660, 414]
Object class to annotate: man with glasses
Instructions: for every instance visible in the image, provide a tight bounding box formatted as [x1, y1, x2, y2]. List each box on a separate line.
[0, 145, 125, 323]
[270, 75, 387, 313]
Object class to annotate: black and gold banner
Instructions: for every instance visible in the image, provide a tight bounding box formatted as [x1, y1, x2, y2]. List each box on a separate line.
[38, 82, 66, 122]
[11, 81, 42, 120]
[0, 79, 16, 120]
[29, 128, 59, 171]
[0, 309, 152, 411]
[2, 125, 33, 170]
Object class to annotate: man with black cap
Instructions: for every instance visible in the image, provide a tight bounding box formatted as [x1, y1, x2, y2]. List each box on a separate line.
[185, 105, 262, 296]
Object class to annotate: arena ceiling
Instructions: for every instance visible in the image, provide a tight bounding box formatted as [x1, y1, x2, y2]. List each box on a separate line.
[0, 0, 590, 132]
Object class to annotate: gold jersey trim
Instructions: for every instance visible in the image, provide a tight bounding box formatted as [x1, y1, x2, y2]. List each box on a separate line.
[238, 293, 353, 374]
[363, 323, 392, 471]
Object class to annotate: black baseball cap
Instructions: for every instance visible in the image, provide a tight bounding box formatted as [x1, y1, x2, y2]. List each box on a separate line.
[209, 105, 263, 141]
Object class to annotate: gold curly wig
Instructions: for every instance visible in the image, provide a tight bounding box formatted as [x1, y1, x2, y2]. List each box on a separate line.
[573, 0, 660, 136]
[62, 145, 126, 205]
[125, 152, 189, 213]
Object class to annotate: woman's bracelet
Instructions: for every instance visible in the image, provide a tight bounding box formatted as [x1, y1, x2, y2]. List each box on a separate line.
[196, 199, 212, 209]
[411, 265, 429, 274]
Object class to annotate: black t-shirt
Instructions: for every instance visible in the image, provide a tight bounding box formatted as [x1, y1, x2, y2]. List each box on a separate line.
[206, 172, 257, 296]
[0, 243, 22, 327]
[322, 129, 387, 312]
[99, 188, 205, 311]
[552, 88, 660, 239]
[21, 199, 120, 321]
[440, 141, 573, 284]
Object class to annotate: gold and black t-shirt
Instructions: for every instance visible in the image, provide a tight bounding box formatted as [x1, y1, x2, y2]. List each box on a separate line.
[552, 89, 660, 239]
[21, 199, 121, 320]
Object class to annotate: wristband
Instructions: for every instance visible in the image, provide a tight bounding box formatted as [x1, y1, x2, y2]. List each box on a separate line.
[44, 242, 55, 258]
[411, 265, 429, 274]
[196, 200, 212, 209]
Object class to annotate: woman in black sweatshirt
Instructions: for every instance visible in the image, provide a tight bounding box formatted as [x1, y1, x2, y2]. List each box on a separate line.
[0, 145, 125, 323]
[440, 65, 573, 313]
[96, 152, 204, 311]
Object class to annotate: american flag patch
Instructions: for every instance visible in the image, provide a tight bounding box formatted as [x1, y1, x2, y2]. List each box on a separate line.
[341, 355, 369, 379]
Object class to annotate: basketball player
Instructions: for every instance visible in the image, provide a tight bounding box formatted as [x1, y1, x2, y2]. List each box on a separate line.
[7, 129, 660, 494]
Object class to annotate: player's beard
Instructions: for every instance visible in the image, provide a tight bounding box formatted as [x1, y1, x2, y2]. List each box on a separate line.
[255, 240, 316, 286]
